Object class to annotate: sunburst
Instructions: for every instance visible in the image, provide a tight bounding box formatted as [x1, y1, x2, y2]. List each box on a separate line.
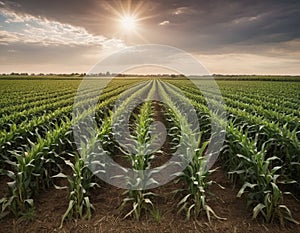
[120, 15, 137, 32]
[101, 0, 156, 43]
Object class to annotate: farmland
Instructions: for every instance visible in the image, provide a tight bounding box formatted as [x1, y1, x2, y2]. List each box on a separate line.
[0, 76, 299, 233]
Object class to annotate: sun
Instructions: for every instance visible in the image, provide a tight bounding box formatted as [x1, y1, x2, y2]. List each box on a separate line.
[120, 15, 137, 31]
[102, 0, 154, 42]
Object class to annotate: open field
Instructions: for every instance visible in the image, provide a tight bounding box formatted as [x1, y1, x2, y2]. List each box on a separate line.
[0, 76, 299, 233]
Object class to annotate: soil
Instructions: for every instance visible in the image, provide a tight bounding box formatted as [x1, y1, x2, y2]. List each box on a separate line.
[1, 102, 299, 232]
[0, 164, 299, 233]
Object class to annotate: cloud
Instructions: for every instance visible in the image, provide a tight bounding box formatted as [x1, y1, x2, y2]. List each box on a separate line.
[1, 0, 299, 74]
[231, 15, 262, 25]
[172, 7, 195, 15]
[0, 2, 127, 73]
[1, 6, 36, 23]
[0, 5, 125, 48]
[159, 20, 170, 26]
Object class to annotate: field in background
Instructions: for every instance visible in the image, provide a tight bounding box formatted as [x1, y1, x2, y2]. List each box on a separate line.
[0, 76, 299, 232]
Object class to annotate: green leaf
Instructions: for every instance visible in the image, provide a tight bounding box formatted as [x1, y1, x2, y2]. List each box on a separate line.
[205, 204, 227, 221]
[124, 202, 138, 219]
[186, 204, 195, 220]
[236, 154, 252, 163]
[278, 205, 300, 224]
[51, 173, 68, 178]
[60, 200, 74, 228]
[228, 170, 246, 175]
[252, 203, 265, 219]
[178, 194, 191, 207]
[266, 156, 281, 162]
[144, 198, 153, 206]
[53, 184, 68, 190]
[146, 178, 159, 186]
[24, 199, 34, 207]
[237, 182, 257, 197]
[84, 197, 92, 220]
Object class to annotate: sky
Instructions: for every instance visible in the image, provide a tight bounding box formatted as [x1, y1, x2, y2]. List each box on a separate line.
[0, 0, 300, 75]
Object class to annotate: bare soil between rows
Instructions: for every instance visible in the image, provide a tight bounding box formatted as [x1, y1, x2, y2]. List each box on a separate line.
[0, 164, 299, 233]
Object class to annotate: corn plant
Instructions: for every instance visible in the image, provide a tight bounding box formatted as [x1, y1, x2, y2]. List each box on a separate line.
[159, 80, 225, 221]
[119, 100, 156, 220]
[168, 80, 300, 183]
[226, 125, 299, 225]
[177, 137, 225, 221]
[0, 86, 122, 220]
[57, 99, 124, 226]
[58, 82, 151, 225]
[57, 151, 99, 227]
[0, 118, 72, 218]
[108, 81, 159, 220]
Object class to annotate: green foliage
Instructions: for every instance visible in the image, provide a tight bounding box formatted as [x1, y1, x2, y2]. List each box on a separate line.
[158, 80, 225, 222]
[119, 82, 157, 220]
[225, 125, 299, 225]
[58, 152, 98, 227]
[0, 77, 299, 227]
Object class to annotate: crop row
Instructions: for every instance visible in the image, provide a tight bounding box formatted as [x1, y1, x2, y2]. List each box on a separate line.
[0, 78, 298, 227]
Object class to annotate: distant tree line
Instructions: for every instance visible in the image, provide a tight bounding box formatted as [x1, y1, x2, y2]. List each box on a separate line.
[1, 72, 87, 77]
[1, 72, 188, 77]
[1, 73, 299, 81]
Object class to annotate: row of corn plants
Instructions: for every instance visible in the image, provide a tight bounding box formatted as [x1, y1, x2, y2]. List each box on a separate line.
[0, 86, 73, 113]
[168, 79, 300, 112]
[0, 118, 73, 219]
[186, 87, 299, 183]
[158, 80, 225, 221]
[223, 122, 299, 225]
[165, 80, 299, 225]
[0, 80, 137, 129]
[119, 81, 159, 220]
[172, 81, 300, 122]
[171, 81, 299, 130]
[0, 87, 74, 116]
[0, 84, 109, 127]
[0, 81, 132, 219]
[57, 81, 153, 225]
[0, 82, 136, 159]
[169, 82, 300, 183]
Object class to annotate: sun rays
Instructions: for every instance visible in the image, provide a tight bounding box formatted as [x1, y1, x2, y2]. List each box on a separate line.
[101, 0, 154, 44]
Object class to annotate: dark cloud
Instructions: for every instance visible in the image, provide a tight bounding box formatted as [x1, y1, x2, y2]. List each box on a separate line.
[4, 0, 300, 50]
[143, 0, 300, 53]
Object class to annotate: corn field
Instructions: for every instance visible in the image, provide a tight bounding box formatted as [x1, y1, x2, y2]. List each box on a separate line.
[0, 77, 299, 231]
